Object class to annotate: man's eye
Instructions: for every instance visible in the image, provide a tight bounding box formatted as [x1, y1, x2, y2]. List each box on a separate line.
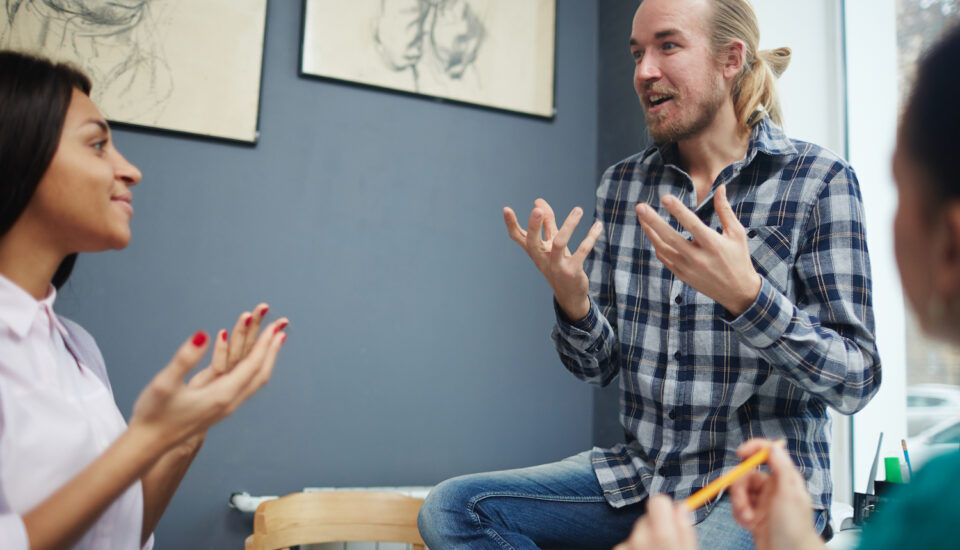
[663, 42, 677, 51]
[632, 50, 644, 61]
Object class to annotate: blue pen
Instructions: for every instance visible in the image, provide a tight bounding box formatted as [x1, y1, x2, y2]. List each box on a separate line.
[901, 439, 914, 479]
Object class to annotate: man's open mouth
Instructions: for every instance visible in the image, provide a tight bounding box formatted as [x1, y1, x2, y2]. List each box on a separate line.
[649, 95, 673, 107]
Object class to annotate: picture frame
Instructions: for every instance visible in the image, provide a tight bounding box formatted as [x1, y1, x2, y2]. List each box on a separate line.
[0, 0, 269, 144]
[300, 0, 557, 118]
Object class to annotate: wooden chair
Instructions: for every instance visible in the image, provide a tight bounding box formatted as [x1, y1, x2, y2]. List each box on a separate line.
[244, 491, 426, 550]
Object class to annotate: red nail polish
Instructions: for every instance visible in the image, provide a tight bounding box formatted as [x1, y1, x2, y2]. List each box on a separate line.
[244, 315, 252, 327]
[281, 333, 287, 344]
[192, 331, 207, 347]
[273, 321, 288, 334]
[221, 330, 227, 342]
[260, 306, 269, 317]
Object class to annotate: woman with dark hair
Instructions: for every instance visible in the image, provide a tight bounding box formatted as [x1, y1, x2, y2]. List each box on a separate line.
[614, 22, 960, 550]
[0, 50, 288, 550]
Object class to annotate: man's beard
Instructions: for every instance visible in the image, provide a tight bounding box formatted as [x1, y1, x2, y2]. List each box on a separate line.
[643, 79, 726, 144]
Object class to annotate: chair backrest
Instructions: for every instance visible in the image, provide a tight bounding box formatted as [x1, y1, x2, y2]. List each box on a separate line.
[244, 491, 426, 550]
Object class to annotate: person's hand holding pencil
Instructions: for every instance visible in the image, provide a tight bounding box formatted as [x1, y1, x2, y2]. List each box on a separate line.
[616, 439, 810, 550]
[729, 438, 827, 550]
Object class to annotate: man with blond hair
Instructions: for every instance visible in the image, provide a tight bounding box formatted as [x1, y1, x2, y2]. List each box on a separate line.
[418, 1, 880, 548]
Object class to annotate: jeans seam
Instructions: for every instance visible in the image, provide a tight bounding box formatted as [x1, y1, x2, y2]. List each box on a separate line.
[466, 492, 609, 549]
[471, 492, 609, 505]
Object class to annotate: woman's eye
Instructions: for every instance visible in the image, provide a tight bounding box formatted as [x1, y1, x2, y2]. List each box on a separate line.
[92, 141, 106, 151]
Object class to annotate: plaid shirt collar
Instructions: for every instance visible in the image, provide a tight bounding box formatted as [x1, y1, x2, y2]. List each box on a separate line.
[649, 117, 799, 174]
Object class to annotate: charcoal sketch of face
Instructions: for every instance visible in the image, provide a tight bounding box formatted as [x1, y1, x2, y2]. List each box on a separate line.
[40, 0, 149, 27]
[1, 0, 172, 123]
[375, 0, 485, 91]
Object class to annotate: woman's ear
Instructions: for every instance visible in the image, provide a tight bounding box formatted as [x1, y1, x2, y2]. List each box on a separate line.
[932, 203, 960, 306]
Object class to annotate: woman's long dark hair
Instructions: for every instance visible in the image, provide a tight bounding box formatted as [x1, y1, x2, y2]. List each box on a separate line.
[0, 50, 91, 288]
[901, 24, 960, 201]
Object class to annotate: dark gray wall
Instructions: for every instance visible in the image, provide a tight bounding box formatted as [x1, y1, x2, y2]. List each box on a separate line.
[55, 1, 598, 548]
[592, 0, 650, 448]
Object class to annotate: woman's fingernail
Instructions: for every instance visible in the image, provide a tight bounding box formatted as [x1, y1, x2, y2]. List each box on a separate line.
[281, 333, 288, 344]
[260, 306, 269, 318]
[244, 315, 253, 327]
[273, 321, 289, 334]
[220, 330, 227, 342]
[192, 331, 207, 347]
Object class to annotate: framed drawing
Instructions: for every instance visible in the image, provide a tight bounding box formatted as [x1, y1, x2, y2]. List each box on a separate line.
[0, 0, 268, 143]
[300, 0, 556, 118]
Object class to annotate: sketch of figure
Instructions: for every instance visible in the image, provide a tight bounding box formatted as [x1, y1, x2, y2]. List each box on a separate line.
[375, 0, 485, 92]
[1, 0, 173, 122]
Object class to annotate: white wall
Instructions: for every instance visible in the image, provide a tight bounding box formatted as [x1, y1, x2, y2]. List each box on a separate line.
[754, 0, 846, 155]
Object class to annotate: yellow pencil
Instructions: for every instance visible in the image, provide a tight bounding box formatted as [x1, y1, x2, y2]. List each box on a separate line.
[684, 439, 787, 511]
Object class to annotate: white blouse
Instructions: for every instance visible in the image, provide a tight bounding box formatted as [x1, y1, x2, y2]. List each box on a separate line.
[0, 274, 153, 550]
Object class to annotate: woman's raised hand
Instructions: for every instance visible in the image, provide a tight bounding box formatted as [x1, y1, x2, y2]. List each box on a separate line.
[128, 305, 288, 454]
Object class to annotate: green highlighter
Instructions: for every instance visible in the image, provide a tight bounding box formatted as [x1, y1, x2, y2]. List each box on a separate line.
[884, 457, 903, 483]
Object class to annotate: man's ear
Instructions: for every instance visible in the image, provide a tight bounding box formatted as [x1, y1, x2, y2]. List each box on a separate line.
[932, 203, 960, 304]
[721, 40, 746, 80]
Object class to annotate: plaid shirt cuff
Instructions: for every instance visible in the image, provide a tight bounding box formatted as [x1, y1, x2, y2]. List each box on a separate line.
[554, 298, 603, 341]
[727, 277, 793, 349]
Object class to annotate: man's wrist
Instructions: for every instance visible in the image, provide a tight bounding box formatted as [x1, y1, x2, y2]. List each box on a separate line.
[725, 274, 762, 317]
[557, 296, 591, 323]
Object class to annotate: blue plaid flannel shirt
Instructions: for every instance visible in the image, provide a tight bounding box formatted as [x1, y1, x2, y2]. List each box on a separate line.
[552, 118, 881, 520]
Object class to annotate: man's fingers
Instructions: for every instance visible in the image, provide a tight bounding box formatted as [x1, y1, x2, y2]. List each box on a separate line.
[714, 185, 744, 237]
[572, 221, 603, 263]
[503, 207, 528, 246]
[550, 207, 583, 261]
[525, 207, 547, 256]
[636, 203, 688, 253]
[660, 195, 716, 244]
[640, 219, 678, 265]
[535, 198, 559, 241]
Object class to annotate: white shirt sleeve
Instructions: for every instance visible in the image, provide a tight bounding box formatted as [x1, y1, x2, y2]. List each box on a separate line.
[0, 513, 29, 550]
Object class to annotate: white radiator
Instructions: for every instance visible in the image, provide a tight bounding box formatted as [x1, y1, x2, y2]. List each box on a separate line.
[231, 486, 433, 550]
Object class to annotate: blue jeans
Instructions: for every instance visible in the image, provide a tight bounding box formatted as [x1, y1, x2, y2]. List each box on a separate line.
[418, 451, 827, 550]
